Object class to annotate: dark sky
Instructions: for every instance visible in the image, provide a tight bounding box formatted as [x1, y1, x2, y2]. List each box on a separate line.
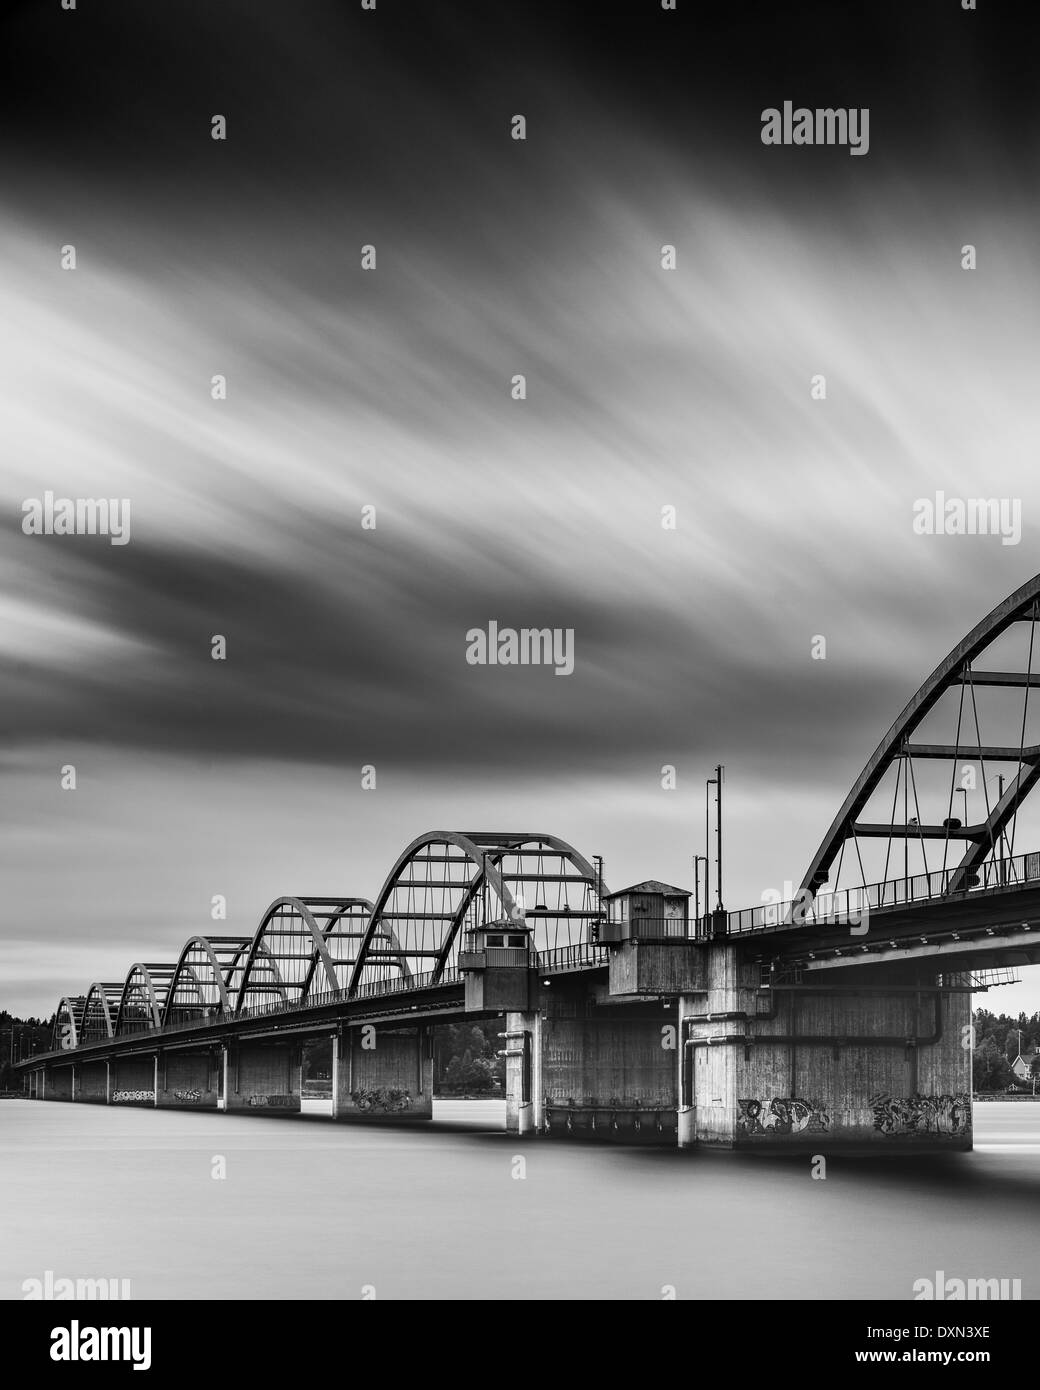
[3, 2, 1036, 178]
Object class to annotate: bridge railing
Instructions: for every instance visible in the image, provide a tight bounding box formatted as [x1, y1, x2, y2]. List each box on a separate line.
[725, 847, 1040, 935]
[608, 917, 692, 941]
[235, 967, 464, 1017]
[534, 943, 611, 973]
[55, 966, 469, 1053]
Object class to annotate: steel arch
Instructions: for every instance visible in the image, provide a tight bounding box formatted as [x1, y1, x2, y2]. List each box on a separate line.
[53, 996, 86, 1051]
[235, 897, 364, 1014]
[297, 898, 373, 1004]
[80, 982, 122, 1042]
[348, 830, 605, 996]
[114, 963, 175, 1036]
[800, 572, 1040, 899]
[163, 935, 251, 1027]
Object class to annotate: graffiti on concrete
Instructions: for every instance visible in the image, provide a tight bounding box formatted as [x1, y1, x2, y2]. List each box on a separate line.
[869, 1093, 970, 1136]
[173, 1089, 201, 1103]
[112, 1090, 153, 1103]
[247, 1094, 295, 1108]
[351, 1086, 412, 1113]
[737, 1097, 830, 1136]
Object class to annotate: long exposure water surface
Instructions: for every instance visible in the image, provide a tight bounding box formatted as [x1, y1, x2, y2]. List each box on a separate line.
[1, 1099, 1038, 1300]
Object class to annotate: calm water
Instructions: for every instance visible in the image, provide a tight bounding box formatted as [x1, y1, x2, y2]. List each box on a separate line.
[2, 1099, 1039, 1300]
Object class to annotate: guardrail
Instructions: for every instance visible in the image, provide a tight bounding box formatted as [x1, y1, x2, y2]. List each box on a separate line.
[535, 942, 610, 973]
[725, 846, 1040, 935]
[600, 918, 697, 942]
[43, 966, 468, 1058]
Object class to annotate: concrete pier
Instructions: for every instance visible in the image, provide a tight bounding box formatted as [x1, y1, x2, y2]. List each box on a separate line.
[332, 1025, 434, 1124]
[157, 1049, 221, 1110]
[678, 950, 971, 1152]
[223, 1042, 301, 1113]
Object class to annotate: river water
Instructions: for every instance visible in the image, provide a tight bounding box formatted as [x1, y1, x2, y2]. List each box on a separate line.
[1, 1099, 1038, 1300]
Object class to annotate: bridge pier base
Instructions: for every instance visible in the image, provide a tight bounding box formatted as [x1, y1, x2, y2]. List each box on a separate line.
[224, 1042, 301, 1113]
[111, 1054, 158, 1107]
[680, 948, 973, 1153]
[332, 1025, 434, 1124]
[77, 1060, 109, 1103]
[503, 1010, 542, 1135]
[156, 1049, 221, 1109]
[503, 982, 679, 1142]
[48, 1064, 72, 1101]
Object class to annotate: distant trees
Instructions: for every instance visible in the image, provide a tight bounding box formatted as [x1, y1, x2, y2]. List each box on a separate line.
[0, 1011, 53, 1092]
[972, 1010, 1040, 1092]
[435, 1023, 505, 1095]
[973, 1036, 1012, 1092]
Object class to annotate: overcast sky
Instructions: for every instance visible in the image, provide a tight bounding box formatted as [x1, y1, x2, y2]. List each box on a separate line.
[3, 1, 1040, 1016]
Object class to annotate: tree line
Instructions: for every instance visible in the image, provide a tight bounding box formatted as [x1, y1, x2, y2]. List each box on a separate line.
[972, 1009, 1040, 1092]
[0, 1012, 53, 1092]
[434, 1023, 505, 1095]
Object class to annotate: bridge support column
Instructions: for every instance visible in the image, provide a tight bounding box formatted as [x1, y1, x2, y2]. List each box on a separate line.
[110, 1054, 158, 1107]
[502, 1011, 542, 1136]
[530, 981, 679, 1142]
[224, 1042, 302, 1113]
[157, 1050, 220, 1109]
[331, 1028, 345, 1119]
[48, 1065, 72, 1101]
[77, 1061, 108, 1104]
[681, 947, 973, 1153]
[333, 1025, 433, 1124]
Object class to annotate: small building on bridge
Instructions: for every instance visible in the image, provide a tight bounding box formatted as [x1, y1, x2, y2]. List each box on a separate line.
[600, 880, 691, 941]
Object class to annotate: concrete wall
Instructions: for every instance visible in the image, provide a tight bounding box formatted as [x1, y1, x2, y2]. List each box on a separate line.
[333, 1026, 433, 1123]
[681, 948, 972, 1152]
[77, 1061, 109, 1103]
[535, 983, 678, 1142]
[47, 1065, 73, 1100]
[225, 1043, 300, 1112]
[157, 1050, 220, 1109]
[111, 1054, 156, 1105]
[503, 1011, 540, 1136]
[609, 941, 708, 997]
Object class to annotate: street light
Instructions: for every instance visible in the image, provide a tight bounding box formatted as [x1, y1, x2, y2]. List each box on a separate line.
[691, 854, 707, 928]
[706, 765, 724, 912]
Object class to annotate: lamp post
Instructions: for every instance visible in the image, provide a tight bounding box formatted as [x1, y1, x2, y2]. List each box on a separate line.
[692, 854, 707, 930]
[705, 775, 714, 913]
[706, 764, 725, 932]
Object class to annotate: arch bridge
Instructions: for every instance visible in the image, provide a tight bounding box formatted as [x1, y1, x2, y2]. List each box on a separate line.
[22, 575, 1040, 1153]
